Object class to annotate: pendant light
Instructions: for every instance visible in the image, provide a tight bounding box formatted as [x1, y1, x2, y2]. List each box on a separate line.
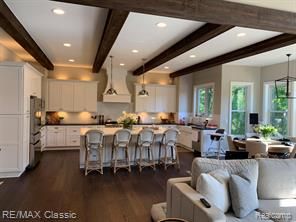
[138, 58, 149, 97]
[106, 55, 117, 95]
[275, 54, 296, 99]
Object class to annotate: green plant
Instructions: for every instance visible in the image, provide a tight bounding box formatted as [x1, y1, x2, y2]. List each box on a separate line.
[117, 111, 137, 129]
[253, 124, 278, 139]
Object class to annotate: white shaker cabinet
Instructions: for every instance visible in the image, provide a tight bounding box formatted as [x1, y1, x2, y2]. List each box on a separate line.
[47, 80, 97, 112]
[46, 126, 66, 147]
[135, 85, 156, 112]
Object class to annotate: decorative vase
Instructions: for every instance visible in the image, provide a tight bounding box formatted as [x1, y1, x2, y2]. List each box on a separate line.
[123, 123, 133, 130]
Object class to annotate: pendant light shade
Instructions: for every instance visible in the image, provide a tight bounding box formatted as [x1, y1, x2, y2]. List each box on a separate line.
[106, 56, 117, 95]
[275, 54, 296, 99]
[138, 58, 149, 97]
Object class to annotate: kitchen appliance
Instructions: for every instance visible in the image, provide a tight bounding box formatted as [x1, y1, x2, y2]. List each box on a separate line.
[27, 96, 43, 169]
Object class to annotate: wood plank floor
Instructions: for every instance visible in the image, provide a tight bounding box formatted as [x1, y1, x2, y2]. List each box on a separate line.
[0, 150, 194, 222]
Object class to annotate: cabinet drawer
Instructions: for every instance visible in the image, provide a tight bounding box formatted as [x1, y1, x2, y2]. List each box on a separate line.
[66, 127, 80, 135]
[66, 135, 80, 146]
[0, 144, 19, 172]
[47, 126, 65, 132]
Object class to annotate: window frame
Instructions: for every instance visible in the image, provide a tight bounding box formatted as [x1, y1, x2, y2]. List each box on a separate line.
[193, 83, 215, 118]
[229, 82, 254, 136]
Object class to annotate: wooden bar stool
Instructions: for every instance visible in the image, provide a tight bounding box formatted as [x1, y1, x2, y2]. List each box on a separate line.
[111, 129, 132, 174]
[84, 129, 104, 175]
[134, 128, 155, 172]
[159, 128, 180, 170]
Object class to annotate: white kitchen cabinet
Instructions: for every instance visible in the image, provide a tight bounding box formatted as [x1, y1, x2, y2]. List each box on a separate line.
[46, 126, 66, 147]
[74, 82, 97, 112]
[48, 80, 97, 112]
[177, 126, 193, 150]
[135, 84, 176, 113]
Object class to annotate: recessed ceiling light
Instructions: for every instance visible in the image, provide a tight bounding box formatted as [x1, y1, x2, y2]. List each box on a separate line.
[120, 63, 125, 66]
[164, 66, 169, 69]
[237, 32, 246, 37]
[68, 59, 75, 62]
[63, 43, 71, 47]
[52, 8, 65, 15]
[132, 49, 139, 53]
[156, 22, 167, 28]
[189, 55, 196, 58]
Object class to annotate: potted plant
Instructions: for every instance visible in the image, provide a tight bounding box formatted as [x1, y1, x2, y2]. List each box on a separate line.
[253, 124, 277, 140]
[117, 111, 137, 129]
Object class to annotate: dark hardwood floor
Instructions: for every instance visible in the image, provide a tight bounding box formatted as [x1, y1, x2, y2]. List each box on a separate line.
[0, 149, 194, 222]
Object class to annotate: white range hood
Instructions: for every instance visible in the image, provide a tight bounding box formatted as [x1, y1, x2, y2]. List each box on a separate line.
[103, 66, 131, 103]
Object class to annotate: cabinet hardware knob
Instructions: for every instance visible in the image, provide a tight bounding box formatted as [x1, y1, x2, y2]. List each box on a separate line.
[72, 140, 77, 142]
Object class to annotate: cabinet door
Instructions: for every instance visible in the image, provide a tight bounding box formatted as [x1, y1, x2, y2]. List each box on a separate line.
[61, 82, 74, 111]
[56, 131, 66, 146]
[135, 85, 156, 112]
[48, 81, 62, 111]
[46, 131, 57, 147]
[73, 82, 85, 112]
[0, 145, 19, 172]
[22, 115, 30, 168]
[0, 66, 21, 114]
[167, 86, 176, 112]
[85, 82, 97, 112]
[155, 86, 167, 112]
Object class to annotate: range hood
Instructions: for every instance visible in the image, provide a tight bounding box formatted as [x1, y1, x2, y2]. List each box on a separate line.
[103, 66, 131, 103]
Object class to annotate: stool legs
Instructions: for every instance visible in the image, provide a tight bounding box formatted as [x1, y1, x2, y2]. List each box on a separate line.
[136, 144, 155, 172]
[85, 146, 104, 176]
[159, 144, 179, 170]
[112, 145, 131, 173]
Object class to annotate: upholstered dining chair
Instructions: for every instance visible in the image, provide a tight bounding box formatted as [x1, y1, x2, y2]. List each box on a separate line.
[134, 128, 155, 172]
[84, 129, 104, 175]
[290, 144, 296, 158]
[111, 129, 132, 174]
[227, 135, 237, 152]
[245, 138, 268, 158]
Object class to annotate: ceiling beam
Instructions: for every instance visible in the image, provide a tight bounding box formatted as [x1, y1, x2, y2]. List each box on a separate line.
[92, 9, 129, 73]
[170, 34, 296, 78]
[51, 0, 296, 35]
[132, 23, 233, 75]
[0, 1, 54, 70]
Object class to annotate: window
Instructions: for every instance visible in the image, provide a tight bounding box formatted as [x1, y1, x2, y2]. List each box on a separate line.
[264, 83, 288, 136]
[193, 83, 214, 117]
[230, 82, 253, 135]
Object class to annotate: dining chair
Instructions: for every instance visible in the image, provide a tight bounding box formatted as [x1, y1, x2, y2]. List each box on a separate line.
[111, 129, 132, 174]
[134, 128, 155, 172]
[227, 135, 237, 152]
[206, 128, 225, 159]
[245, 139, 268, 158]
[159, 128, 180, 170]
[84, 129, 104, 175]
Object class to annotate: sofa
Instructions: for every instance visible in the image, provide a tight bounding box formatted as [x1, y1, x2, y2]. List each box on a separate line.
[152, 157, 296, 222]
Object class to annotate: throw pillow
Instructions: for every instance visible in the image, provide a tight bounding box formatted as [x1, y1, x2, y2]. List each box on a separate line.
[229, 169, 259, 218]
[196, 169, 231, 212]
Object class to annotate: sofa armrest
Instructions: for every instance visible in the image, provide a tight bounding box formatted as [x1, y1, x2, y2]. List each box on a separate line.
[166, 177, 191, 217]
[171, 183, 226, 222]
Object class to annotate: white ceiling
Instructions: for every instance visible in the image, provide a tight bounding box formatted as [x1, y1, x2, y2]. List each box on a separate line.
[1, 0, 295, 73]
[4, 0, 108, 68]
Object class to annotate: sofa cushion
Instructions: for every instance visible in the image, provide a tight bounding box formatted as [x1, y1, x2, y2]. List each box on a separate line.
[191, 158, 258, 189]
[196, 169, 231, 212]
[258, 159, 296, 199]
[229, 169, 259, 218]
[259, 199, 296, 222]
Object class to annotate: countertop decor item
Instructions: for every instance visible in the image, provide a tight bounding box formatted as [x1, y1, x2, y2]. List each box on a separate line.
[253, 124, 277, 140]
[117, 111, 137, 129]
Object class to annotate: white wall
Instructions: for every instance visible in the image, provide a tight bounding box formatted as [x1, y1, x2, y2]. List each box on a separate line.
[221, 65, 261, 132]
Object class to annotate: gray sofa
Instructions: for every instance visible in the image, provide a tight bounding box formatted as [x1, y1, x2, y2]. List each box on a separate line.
[158, 158, 296, 222]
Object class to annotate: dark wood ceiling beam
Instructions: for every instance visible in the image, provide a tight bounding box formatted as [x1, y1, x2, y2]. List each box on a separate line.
[132, 23, 233, 76]
[0, 1, 54, 70]
[92, 9, 129, 73]
[170, 34, 296, 78]
[51, 0, 296, 34]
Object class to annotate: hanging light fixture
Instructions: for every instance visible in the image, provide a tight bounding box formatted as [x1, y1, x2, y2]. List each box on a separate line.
[138, 58, 149, 97]
[275, 54, 296, 99]
[106, 55, 117, 95]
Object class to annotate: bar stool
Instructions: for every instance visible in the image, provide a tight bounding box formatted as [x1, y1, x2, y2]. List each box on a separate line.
[134, 128, 155, 172]
[206, 128, 225, 159]
[111, 129, 132, 174]
[159, 128, 180, 170]
[84, 129, 104, 176]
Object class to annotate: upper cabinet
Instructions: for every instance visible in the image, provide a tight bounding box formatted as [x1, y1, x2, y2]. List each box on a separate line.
[0, 62, 42, 115]
[135, 84, 176, 113]
[47, 80, 98, 112]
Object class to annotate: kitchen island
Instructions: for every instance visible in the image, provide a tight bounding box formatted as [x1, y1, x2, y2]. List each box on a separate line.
[79, 126, 176, 168]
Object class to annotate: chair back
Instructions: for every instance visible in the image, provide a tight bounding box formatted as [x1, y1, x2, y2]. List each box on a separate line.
[246, 139, 268, 157]
[227, 135, 237, 151]
[290, 144, 296, 158]
[85, 129, 104, 149]
[138, 128, 154, 146]
[114, 129, 132, 146]
[162, 128, 180, 146]
[210, 128, 225, 140]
